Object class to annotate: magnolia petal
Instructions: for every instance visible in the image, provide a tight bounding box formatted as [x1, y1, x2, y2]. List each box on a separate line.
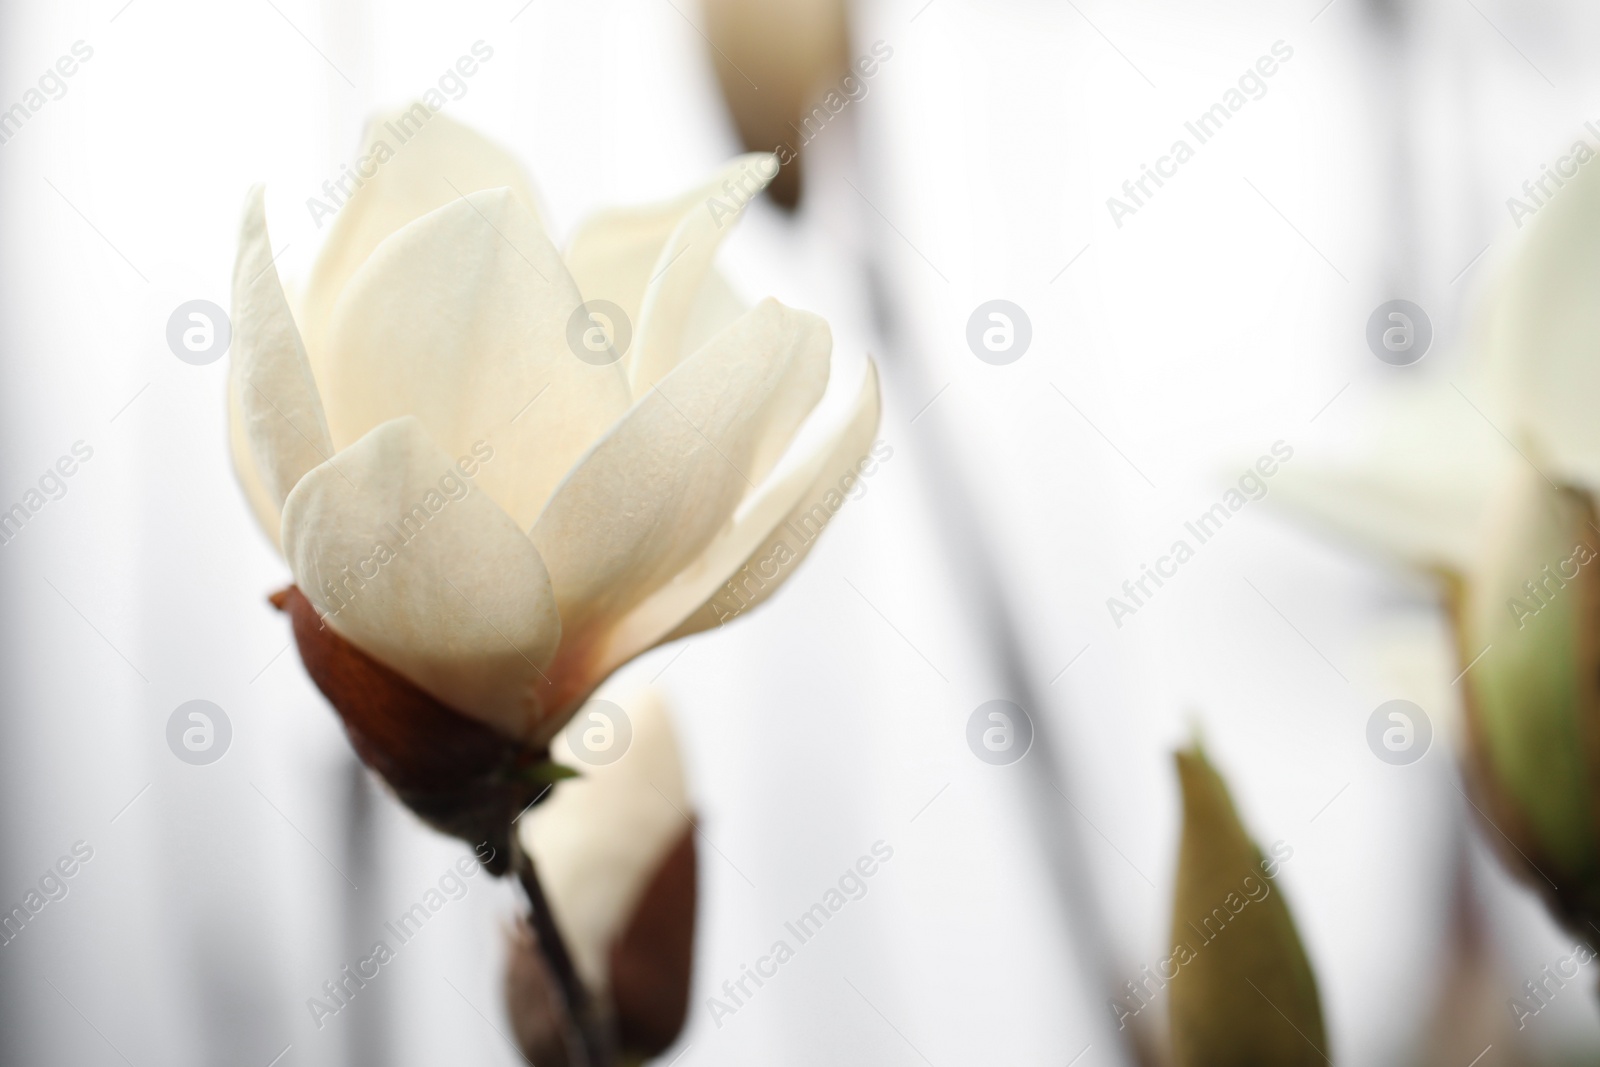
[521, 682, 690, 995]
[230, 185, 336, 515]
[679, 267, 748, 363]
[1270, 461, 1493, 576]
[564, 157, 767, 397]
[300, 109, 545, 379]
[1269, 384, 1508, 574]
[609, 361, 881, 660]
[324, 189, 632, 529]
[225, 198, 285, 550]
[227, 386, 285, 550]
[563, 202, 697, 352]
[532, 299, 831, 643]
[281, 416, 561, 740]
[628, 153, 778, 393]
[1491, 159, 1600, 490]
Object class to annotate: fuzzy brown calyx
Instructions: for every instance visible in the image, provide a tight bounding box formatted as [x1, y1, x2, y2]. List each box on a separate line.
[274, 585, 567, 873]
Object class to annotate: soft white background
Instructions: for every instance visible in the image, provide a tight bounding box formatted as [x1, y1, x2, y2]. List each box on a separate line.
[1, 0, 1596, 1064]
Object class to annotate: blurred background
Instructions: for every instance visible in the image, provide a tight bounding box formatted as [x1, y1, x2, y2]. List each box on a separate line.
[2, 0, 1597, 1063]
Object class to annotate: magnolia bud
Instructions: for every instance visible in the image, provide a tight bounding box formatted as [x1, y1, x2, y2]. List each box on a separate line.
[1453, 466, 1600, 934]
[512, 685, 697, 1059]
[1169, 745, 1326, 1065]
[702, 0, 850, 208]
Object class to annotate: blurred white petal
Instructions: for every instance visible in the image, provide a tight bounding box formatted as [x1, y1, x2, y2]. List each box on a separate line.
[1270, 383, 1512, 573]
[1488, 160, 1600, 491]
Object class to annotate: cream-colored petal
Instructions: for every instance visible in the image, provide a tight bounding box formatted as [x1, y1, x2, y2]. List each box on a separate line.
[1271, 462, 1492, 576]
[611, 361, 881, 658]
[227, 386, 284, 551]
[300, 109, 545, 381]
[324, 189, 632, 529]
[281, 416, 561, 739]
[225, 201, 285, 551]
[564, 157, 767, 397]
[1487, 158, 1600, 490]
[521, 681, 689, 993]
[628, 153, 778, 393]
[230, 185, 336, 514]
[532, 298, 831, 643]
[563, 203, 690, 347]
[1269, 382, 1509, 574]
[679, 267, 749, 361]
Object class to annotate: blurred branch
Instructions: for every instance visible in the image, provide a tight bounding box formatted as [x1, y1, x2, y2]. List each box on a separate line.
[857, 208, 1158, 1067]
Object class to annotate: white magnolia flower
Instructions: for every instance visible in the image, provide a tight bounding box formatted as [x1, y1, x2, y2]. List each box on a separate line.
[230, 111, 881, 746]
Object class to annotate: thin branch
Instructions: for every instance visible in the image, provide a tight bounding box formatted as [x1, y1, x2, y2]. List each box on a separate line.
[511, 831, 617, 1065]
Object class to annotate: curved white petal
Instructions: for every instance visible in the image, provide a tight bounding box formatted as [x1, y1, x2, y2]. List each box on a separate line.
[563, 199, 696, 350]
[1488, 158, 1600, 490]
[532, 298, 830, 644]
[565, 157, 769, 398]
[1272, 464, 1491, 576]
[300, 109, 545, 381]
[610, 361, 881, 658]
[628, 153, 778, 393]
[1269, 382, 1509, 574]
[230, 185, 335, 519]
[227, 392, 284, 550]
[324, 189, 632, 529]
[282, 416, 561, 739]
[521, 681, 688, 993]
[566, 156, 771, 395]
[678, 268, 749, 364]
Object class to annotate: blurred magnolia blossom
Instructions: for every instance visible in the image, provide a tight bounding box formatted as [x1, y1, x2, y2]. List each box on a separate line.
[1272, 133, 1600, 943]
[702, 0, 851, 208]
[1274, 133, 1600, 571]
[228, 110, 881, 851]
[510, 683, 696, 1061]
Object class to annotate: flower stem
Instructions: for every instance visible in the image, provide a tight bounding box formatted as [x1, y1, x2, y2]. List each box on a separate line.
[512, 833, 616, 1066]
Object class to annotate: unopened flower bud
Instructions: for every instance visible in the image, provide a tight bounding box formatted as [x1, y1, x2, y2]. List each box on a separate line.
[511, 684, 696, 1059]
[1453, 465, 1600, 934]
[1169, 745, 1326, 1065]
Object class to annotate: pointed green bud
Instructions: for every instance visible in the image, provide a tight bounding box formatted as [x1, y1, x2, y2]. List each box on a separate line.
[1455, 464, 1600, 931]
[1169, 745, 1327, 1066]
